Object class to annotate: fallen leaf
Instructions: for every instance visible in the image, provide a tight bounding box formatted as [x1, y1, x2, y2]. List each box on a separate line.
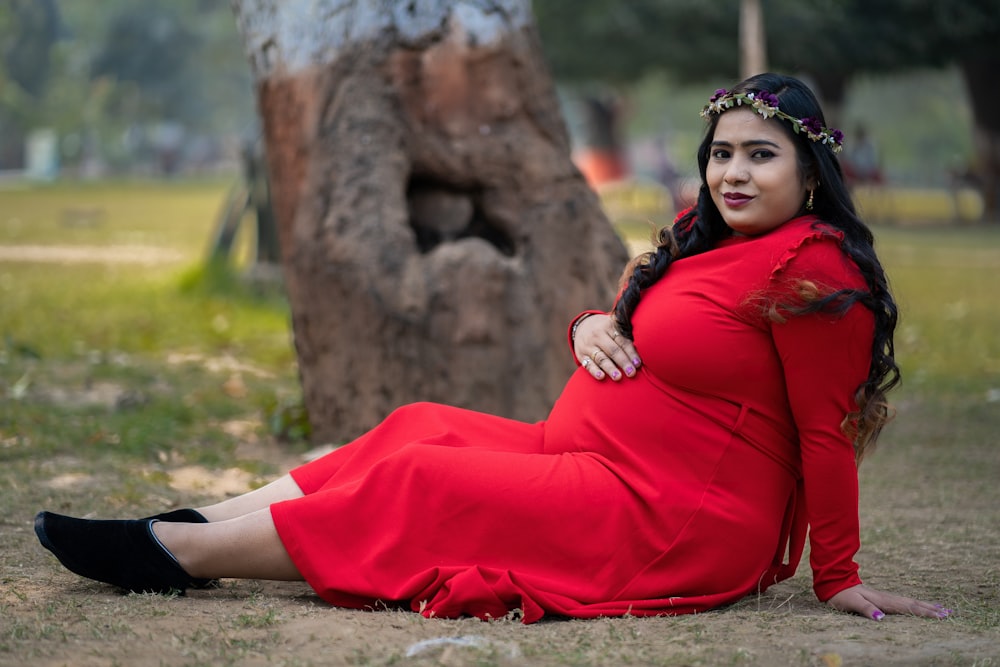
[821, 653, 843, 667]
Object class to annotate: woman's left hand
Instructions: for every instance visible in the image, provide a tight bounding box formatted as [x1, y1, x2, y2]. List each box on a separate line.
[826, 584, 952, 621]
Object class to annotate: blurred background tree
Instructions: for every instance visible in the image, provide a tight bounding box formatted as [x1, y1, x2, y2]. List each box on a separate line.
[534, 0, 999, 218]
[0, 0, 254, 176]
[534, 0, 998, 120]
[0, 0, 995, 217]
[0, 0, 61, 166]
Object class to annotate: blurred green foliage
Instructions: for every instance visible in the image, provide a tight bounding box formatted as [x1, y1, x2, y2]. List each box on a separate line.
[0, 0, 254, 172]
[535, 0, 1000, 96]
[1, 1, 995, 190]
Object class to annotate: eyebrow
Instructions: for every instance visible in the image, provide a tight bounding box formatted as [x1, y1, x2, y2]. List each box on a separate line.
[710, 139, 782, 149]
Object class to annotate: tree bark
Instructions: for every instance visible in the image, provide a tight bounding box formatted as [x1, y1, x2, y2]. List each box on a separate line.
[231, 0, 628, 443]
[960, 55, 1000, 222]
[739, 0, 766, 80]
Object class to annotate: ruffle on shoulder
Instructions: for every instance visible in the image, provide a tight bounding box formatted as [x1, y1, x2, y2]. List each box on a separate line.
[768, 217, 848, 285]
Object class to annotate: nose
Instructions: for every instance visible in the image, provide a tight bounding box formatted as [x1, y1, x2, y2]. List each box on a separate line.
[723, 155, 749, 184]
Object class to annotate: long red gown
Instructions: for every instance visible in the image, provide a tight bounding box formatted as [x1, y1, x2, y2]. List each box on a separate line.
[270, 215, 871, 623]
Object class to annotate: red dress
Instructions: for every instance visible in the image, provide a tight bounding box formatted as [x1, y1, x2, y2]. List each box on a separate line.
[270, 215, 871, 622]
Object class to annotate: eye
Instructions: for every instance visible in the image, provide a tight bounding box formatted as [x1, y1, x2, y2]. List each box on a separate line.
[711, 148, 730, 160]
[751, 148, 775, 159]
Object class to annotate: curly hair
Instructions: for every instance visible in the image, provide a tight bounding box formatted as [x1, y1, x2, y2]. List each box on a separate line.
[611, 73, 899, 462]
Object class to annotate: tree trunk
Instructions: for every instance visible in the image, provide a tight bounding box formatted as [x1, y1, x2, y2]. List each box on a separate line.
[231, 0, 629, 443]
[739, 0, 766, 80]
[960, 55, 1000, 222]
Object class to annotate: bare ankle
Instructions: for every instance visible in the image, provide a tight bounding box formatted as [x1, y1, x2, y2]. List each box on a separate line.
[151, 522, 207, 578]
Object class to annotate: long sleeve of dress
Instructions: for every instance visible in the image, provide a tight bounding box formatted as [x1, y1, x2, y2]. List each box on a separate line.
[768, 237, 873, 601]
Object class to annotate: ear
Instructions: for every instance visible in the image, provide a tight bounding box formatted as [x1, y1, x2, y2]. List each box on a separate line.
[804, 164, 820, 191]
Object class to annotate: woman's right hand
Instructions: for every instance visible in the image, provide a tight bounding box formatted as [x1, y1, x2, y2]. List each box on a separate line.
[573, 313, 642, 381]
[826, 584, 952, 622]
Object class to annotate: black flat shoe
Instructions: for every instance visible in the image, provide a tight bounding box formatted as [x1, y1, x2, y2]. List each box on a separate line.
[143, 508, 209, 524]
[34, 511, 213, 594]
[140, 508, 219, 589]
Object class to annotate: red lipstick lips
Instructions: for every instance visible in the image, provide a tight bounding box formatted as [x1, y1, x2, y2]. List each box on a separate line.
[723, 193, 752, 207]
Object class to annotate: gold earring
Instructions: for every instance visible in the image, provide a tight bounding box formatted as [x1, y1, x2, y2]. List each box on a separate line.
[806, 190, 815, 211]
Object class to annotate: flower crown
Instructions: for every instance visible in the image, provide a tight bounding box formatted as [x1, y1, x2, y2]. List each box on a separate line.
[700, 89, 844, 153]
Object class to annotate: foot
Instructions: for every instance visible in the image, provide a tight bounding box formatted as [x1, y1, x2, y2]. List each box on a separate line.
[34, 511, 213, 594]
[140, 508, 219, 589]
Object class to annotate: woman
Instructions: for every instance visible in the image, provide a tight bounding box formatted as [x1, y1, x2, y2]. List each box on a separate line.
[35, 73, 948, 624]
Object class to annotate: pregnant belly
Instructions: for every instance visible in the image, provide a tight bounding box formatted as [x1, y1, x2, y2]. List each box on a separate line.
[543, 367, 774, 499]
[543, 368, 732, 469]
[543, 368, 657, 455]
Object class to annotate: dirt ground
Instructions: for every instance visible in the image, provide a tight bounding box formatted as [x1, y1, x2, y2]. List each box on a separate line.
[3, 407, 999, 667]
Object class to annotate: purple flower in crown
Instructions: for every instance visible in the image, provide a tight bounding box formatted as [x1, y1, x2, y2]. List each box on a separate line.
[756, 91, 781, 110]
[800, 117, 824, 137]
[748, 90, 780, 118]
[830, 128, 845, 145]
[702, 88, 733, 117]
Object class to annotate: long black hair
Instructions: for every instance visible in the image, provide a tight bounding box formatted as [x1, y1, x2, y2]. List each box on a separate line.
[612, 72, 899, 461]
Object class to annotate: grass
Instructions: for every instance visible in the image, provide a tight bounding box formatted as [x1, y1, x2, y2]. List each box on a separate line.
[876, 225, 1000, 395]
[1, 178, 231, 252]
[0, 180, 303, 523]
[0, 180, 998, 666]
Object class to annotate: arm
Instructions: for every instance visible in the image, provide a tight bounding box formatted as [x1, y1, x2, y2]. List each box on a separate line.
[772, 300, 867, 601]
[772, 241, 950, 621]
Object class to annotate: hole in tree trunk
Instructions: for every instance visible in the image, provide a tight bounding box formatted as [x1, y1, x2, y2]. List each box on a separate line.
[406, 177, 515, 256]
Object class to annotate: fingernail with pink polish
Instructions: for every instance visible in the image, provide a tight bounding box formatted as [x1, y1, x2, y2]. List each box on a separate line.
[611, 370, 621, 380]
[625, 366, 635, 375]
[872, 610, 884, 621]
[632, 357, 641, 366]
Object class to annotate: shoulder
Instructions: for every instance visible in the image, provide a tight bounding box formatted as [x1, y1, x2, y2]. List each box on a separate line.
[769, 215, 843, 248]
[767, 216, 863, 289]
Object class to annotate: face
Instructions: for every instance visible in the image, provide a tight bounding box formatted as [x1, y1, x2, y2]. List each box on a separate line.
[706, 108, 813, 236]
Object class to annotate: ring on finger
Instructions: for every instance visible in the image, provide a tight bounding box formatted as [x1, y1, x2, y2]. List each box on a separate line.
[581, 358, 592, 369]
[592, 350, 606, 364]
[610, 329, 620, 340]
